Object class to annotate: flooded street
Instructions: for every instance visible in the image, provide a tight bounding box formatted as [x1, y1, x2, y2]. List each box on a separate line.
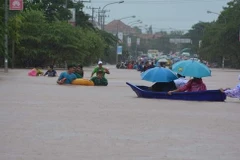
[0, 66, 240, 160]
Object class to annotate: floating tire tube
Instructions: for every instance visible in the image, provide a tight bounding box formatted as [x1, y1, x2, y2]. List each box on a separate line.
[28, 69, 37, 76]
[72, 78, 94, 86]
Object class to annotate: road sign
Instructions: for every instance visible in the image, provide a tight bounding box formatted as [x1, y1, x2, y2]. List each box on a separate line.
[9, 0, 23, 10]
[117, 46, 122, 55]
[137, 38, 140, 45]
[118, 32, 123, 42]
[169, 38, 192, 44]
[127, 37, 131, 47]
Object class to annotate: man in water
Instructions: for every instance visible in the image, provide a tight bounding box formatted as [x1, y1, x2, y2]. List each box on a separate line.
[74, 64, 84, 78]
[57, 65, 77, 85]
[91, 61, 110, 77]
[44, 65, 57, 77]
[90, 71, 108, 86]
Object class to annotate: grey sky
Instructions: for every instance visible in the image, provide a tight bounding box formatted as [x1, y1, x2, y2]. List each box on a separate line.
[84, 0, 230, 32]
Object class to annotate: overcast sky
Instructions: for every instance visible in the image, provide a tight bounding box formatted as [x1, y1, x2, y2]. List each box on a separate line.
[83, 0, 230, 32]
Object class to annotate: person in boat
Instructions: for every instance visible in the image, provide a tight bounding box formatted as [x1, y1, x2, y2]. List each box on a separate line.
[150, 81, 177, 92]
[90, 71, 108, 86]
[174, 73, 188, 89]
[44, 65, 57, 77]
[57, 65, 77, 85]
[91, 61, 110, 77]
[74, 64, 84, 78]
[168, 77, 207, 95]
[220, 75, 240, 99]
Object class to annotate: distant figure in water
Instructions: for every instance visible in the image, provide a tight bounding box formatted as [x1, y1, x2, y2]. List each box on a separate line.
[44, 65, 57, 77]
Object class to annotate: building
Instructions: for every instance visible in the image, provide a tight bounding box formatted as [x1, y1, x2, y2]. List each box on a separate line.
[105, 20, 163, 40]
[104, 20, 136, 35]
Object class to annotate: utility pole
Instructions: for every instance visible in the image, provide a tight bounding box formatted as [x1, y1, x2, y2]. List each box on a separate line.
[86, 7, 100, 24]
[97, 10, 109, 29]
[4, 0, 8, 73]
[98, 9, 101, 26]
[92, 7, 100, 24]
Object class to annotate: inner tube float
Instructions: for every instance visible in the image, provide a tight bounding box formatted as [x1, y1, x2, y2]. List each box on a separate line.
[28, 69, 37, 76]
[72, 78, 94, 86]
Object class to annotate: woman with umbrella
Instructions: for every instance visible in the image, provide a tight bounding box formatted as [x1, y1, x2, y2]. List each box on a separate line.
[168, 59, 210, 95]
[141, 67, 178, 92]
[168, 77, 207, 95]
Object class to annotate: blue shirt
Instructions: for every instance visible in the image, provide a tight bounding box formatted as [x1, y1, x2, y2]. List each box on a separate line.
[58, 72, 77, 84]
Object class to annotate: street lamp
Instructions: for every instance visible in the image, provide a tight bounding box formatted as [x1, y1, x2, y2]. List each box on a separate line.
[127, 21, 142, 35]
[118, 15, 136, 21]
[101, 1, 124, 30]
[127, 20, 142, 25]
[130, 21, 142, 26]
[207, 10, 226, 24]
[116, 15, 136, 35]
[207, 10, 227, 69]
[135, 25, 148, 33]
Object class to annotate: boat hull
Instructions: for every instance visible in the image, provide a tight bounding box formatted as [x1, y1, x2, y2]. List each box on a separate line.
[126, 82, 226, 102]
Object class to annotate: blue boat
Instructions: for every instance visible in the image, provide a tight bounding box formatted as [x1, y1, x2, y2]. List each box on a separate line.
[126, 82, 226, 102]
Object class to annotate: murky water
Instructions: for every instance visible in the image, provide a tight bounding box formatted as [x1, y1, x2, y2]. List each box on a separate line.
[0, 67, 240, 160]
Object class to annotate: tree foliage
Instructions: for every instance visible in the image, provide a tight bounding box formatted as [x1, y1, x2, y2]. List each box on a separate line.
[0, 0, 5, 57]
[197, 0, 240, 68]
[0, 0, 117, 68]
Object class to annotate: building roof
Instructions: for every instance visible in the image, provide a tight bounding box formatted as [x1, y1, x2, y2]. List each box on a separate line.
[105, 20, 136, 34]
[105, 20, 163, 39]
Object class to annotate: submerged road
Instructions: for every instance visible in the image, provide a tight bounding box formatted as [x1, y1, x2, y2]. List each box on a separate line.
[0, 66, 240, 160]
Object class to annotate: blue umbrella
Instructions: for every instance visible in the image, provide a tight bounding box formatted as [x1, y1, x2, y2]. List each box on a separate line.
[141, 67, 178, 82]
[172, 60, 211, 78]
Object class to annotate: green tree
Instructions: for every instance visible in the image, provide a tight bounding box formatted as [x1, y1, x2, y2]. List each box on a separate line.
[0, 0, 5, 59]
[1, 0, 120, 68]
[200, 0, 240, 68]
[183, 21, 211, 56]
[24, 0, 71, 22]
[8, 14, 23, 68]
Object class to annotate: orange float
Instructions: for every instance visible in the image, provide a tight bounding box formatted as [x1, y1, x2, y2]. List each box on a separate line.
[72, 79, 94, 86]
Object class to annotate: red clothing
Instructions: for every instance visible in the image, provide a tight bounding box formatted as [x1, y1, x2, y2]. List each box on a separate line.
[128, 63, 133, 69]
[178, 79, 207, 92]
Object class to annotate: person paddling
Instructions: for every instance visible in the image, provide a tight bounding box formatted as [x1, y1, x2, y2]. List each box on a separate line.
[91, 61, 110, 77]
